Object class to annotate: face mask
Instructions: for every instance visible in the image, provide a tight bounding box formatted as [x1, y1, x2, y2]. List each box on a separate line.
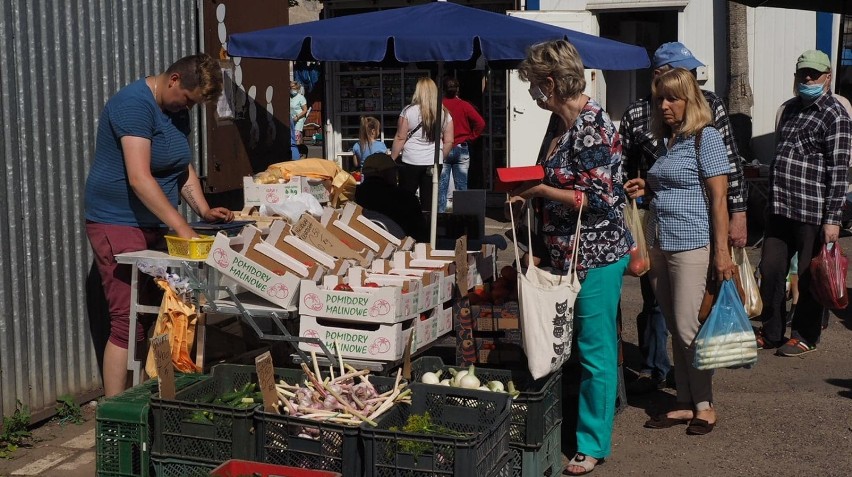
[528, 84, 549, 104]
[797, 80, 826, 101]
[290, 90, 298, 97]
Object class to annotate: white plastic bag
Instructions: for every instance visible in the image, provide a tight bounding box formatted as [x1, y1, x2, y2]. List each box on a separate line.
[732, 247, 763, 318]
[259, 192, 323, 222]
[510, 199, 582, 380]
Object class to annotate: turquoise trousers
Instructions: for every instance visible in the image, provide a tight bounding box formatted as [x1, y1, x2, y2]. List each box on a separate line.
[573, 255, 628, 459]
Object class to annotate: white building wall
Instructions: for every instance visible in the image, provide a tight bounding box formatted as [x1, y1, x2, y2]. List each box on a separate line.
[747, 7, 822, 161]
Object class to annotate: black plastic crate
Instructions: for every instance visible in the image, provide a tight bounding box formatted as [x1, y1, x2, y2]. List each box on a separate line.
[96, 373, 209, 477]
[410, 356, 562, 447]
[256, 374, 399, 477]
[151, 364, 301, 464]
[361, 382, 511, 477]
[507, 425, 562, 477]
[151, 455, 216, 477]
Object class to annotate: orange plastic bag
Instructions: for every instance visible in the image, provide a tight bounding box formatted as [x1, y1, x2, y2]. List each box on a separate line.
[145, 279, 200, 377]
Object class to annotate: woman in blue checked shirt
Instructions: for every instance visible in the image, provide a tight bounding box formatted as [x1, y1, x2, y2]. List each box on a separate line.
[508, 39, 630, 475]
[626, 68, 735, 436]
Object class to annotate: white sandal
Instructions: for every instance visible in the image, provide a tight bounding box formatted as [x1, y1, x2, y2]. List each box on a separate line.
[564, 453, 604, 476]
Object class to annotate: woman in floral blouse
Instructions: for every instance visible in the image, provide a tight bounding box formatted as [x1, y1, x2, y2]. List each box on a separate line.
[508, 39, 631, 476]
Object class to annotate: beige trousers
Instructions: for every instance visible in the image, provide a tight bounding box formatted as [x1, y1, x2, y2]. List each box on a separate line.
[649, 245, 714, 409]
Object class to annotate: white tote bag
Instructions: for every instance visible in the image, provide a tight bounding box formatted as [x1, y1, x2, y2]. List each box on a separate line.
[510, 198, 582, 380]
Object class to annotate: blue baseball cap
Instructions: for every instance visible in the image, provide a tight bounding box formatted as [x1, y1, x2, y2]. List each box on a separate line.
[653, 42, 705, 70]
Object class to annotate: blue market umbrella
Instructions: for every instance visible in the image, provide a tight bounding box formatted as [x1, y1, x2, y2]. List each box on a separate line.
[228, 1, 649, 245]
[228, 1, 649, 69]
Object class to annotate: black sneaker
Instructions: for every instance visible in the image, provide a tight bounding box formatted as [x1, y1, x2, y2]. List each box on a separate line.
[627, 374, 665, 395]
[776, 338, 816, 357]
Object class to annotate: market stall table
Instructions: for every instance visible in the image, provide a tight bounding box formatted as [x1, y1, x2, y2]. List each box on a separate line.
[114, 249, 208, 386]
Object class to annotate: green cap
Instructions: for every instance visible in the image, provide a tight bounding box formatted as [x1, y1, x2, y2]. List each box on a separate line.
[796, 50, 831, 72]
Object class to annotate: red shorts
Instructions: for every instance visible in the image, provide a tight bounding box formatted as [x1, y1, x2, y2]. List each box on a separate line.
[86, 221, 165, 349]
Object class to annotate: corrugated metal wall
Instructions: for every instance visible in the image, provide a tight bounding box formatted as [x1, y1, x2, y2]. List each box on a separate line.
[0, 0, 201, 419]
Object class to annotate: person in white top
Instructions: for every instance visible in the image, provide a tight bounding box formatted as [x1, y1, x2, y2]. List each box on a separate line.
[390, 77, 453, 211]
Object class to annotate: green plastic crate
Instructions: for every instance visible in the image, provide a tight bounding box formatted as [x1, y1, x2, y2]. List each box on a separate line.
[410, 356, 562, 447]
[151, 364, 301, 464]
[96, 373, 209, 477]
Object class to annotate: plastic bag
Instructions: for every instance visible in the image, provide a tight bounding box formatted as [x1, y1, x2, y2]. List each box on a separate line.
[623, 199, 650, 277]
[145, 279, 199, 377]
[732, 247, 763, 318]
[259, 192, 323, 222]
[693, 279, 757, 370]
[809, 243, 849, 310]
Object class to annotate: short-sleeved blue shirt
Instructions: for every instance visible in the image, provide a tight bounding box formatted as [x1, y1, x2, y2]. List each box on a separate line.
[352, 140, 388, 163]
[85, 78, 191, 227]
[646, 127, 729, 252]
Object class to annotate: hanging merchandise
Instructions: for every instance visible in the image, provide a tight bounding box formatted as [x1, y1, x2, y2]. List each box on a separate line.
[294, 61, 321, 93]
[145, 279, 199, 377]
[510, 196, 582, 380]
[694, 279, 758, 370]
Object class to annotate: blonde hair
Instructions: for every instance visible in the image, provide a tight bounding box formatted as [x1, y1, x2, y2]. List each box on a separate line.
[651, 67, 712, 139]
[409, 77, 448, 143]
[358, 116, 381, 155]
[517, 40, 586, 100]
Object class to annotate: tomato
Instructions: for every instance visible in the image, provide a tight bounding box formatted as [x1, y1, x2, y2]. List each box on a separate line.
[363, 282, 380, 288]
[333, 283, 353, 292]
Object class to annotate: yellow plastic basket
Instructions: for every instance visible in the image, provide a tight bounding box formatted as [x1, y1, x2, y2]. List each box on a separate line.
[164, 235, 214, 259]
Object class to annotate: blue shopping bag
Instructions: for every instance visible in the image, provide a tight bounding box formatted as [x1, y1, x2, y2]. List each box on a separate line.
[693, 279, 758, 370]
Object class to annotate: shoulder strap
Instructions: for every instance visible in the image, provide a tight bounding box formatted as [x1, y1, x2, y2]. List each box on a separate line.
[694, 125, 709, 179]
[406, 123, 422, 140]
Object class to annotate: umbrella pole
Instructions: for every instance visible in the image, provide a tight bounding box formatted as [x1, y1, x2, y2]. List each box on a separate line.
[430, 62, 444, 248]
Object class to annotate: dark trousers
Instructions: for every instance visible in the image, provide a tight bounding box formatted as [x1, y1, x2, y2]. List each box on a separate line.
[758, 215, 824, 345]
[398, 162, 434, 212]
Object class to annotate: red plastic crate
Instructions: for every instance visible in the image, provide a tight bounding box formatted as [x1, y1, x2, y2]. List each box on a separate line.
[210, 459, 342, 477]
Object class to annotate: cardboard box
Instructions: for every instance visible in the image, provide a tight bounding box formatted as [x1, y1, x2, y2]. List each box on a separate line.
[436, 304, 453, 337]
[205, 231, 303, 308]
[291, 214, 373, 266]
[298, 275, 418, 324]
[240, 225, 325, 282]
[411, 243, 495, 291]
[321, 203, 400, 259]
[415, 310, 438, 348]
[372, 255, 457, 304]
[299, 315, 416, 361]
[265, 221, 349, 276]
[473, 301, 520, 331]
[243, 176, 331, 206]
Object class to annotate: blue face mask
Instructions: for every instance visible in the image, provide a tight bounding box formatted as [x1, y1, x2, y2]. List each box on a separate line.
[290, 90, 298, 97]
[797, 81, 825, 101]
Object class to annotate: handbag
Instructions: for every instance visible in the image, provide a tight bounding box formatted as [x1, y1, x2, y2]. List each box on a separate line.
[624, 198, 651, 277]
[509, 194, 582, 380]
[694, 279, 758, 370]
[732, 247, 763, 317]
[809, 242, 849, 309]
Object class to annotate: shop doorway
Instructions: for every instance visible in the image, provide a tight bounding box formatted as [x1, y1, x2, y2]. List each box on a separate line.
[598, 10, 678, 127]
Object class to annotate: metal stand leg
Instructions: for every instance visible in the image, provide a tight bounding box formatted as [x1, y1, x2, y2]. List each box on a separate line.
[127, 265, 142, 386]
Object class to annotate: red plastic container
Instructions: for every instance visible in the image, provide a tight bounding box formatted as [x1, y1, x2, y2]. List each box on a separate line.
[210, 459, 342, 477]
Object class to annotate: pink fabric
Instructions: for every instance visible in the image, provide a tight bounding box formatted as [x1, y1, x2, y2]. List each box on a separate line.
[86, 221, 165, 349]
